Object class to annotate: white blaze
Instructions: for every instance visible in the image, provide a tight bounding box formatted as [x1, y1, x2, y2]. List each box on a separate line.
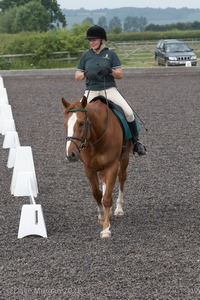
[66, 113, 77, 155]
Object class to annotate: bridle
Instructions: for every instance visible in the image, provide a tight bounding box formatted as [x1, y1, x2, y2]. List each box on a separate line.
[66, 105, 109, 153]
[66, 108, 89, 152]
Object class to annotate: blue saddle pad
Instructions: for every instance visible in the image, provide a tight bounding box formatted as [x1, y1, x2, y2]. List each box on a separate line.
[90, 95, 140, 143]
[113, 108, 132, 141]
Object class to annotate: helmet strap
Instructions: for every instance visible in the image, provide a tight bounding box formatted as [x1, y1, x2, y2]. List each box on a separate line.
[93, 40, 105, 53]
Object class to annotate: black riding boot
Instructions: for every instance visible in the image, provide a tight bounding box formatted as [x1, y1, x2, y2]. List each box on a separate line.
[128, 121, 147, 155]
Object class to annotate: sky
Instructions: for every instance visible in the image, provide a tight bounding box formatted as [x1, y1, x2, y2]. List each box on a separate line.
[57, 0, 200, 10]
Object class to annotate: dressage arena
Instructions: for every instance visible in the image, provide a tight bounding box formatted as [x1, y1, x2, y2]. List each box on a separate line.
[0, 68, 199, 299]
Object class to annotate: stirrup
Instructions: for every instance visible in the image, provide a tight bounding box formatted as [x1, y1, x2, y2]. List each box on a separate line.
[121, 145, 126, 154]
[133, 141, 147, 156]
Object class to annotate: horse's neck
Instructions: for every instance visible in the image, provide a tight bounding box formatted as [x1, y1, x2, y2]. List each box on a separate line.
[88, 104, 107, 141]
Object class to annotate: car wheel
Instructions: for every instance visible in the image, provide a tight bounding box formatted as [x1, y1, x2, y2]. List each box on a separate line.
[155, 56, 159, 66]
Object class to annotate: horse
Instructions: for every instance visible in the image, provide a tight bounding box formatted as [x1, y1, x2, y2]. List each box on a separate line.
[62, 95, 132, 238]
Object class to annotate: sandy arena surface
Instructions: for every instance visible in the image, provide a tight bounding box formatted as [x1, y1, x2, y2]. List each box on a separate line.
[0, 67, 199, 300]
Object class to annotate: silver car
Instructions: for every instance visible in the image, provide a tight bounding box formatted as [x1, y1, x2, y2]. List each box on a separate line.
[155, 39, 197, 66]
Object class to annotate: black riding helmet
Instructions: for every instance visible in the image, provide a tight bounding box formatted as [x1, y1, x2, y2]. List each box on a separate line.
[86, 25, 107, 41]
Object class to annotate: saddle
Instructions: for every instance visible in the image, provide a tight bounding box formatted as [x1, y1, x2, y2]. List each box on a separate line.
[90, 96, 132, 147]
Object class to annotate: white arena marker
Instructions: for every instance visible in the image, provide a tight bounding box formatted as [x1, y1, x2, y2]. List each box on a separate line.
[18, 204, 47, 239]
[0, 87, 9, 104]
[13, 171, 38, 197]
[3, 131, 20, 149]
[0, 104, 8, 115]
[0, 76, 5, 88]
[10, 146, 38, 197]
[7, 148, 17, 168]
[2, 118, 16, 135]
[3, 131, 20, 168]
[0, 104, 13, 134]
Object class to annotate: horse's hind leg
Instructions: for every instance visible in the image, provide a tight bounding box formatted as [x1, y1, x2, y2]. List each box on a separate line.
[115, 189, 124, 216]
[114, 152, 130, 216]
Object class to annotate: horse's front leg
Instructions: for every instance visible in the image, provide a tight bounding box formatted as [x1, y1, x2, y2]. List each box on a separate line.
[83, 167, 104, 222]
[100, 165, 119, 238]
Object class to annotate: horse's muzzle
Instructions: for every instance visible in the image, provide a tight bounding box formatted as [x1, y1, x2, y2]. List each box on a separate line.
[66, 151, 80, 163]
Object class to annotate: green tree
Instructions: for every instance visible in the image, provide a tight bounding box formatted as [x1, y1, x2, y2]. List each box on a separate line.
[124, 16, 147, 32]
[97, 16, 108, 32]
[0, 0, 21, 11]
[70, 22, 91, 49]
[15, 2, 51, 32]
[82, 17, 93, 25]
[109, 16, 122, 33]
[138, 16, 148, 31]
[41, 0, 66, 28]
[0, 6, 18, 33]
[0, 0, 66, 28]
[191, 21, 200, 30]
[0, 1, 51, 33]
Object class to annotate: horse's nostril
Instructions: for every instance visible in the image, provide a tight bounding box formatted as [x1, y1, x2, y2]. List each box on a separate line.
[71, 152, 76, 158]
[66, 151, 79, 162]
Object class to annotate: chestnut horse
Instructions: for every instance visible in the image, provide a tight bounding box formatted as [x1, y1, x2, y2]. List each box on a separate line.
[62, 95, 132, 238]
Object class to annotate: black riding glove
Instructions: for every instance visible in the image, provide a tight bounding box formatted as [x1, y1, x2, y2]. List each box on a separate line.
[84, 71, 98, 80]
[98, 67, 112, 76]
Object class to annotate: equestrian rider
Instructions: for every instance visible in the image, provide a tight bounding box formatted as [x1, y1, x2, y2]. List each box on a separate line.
[75, 25, 147, 156]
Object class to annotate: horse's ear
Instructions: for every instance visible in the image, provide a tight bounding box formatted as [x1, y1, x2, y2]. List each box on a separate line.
[62, 97, 70, 109]
[81, 96, 87, 108]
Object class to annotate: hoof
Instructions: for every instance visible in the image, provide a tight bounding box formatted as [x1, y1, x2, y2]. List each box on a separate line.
[100, 231, 111, 238]
[100, 226, 111, 238]
[114, 209, 124, 216]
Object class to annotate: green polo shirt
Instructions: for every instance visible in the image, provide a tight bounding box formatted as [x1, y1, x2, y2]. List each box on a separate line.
[76, 48, 121, 91]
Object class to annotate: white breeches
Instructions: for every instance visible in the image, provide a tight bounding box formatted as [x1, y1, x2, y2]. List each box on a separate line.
[84, 87, 135, 122]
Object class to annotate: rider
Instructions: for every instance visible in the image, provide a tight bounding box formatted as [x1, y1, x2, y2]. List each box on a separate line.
[75, 25, 147, 156]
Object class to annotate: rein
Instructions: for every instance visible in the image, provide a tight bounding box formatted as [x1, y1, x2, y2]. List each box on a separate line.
[83, 75, 110, 146]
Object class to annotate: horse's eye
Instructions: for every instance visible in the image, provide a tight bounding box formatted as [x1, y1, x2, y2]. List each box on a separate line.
[79, 122, 84, 128]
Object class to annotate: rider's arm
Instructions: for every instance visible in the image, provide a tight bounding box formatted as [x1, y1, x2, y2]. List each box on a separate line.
[75, 70, 85, 81]
[111, 68, 123, 80]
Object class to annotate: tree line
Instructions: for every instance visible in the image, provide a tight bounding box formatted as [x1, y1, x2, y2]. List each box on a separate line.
[145, 21, 200, 31]
[83, 16, 148, 33]
[0, 1, 200, 34]
[83, 17, 200, 33]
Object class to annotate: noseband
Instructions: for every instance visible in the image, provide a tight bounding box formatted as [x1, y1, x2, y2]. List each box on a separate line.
[66, 108, 89, 152]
